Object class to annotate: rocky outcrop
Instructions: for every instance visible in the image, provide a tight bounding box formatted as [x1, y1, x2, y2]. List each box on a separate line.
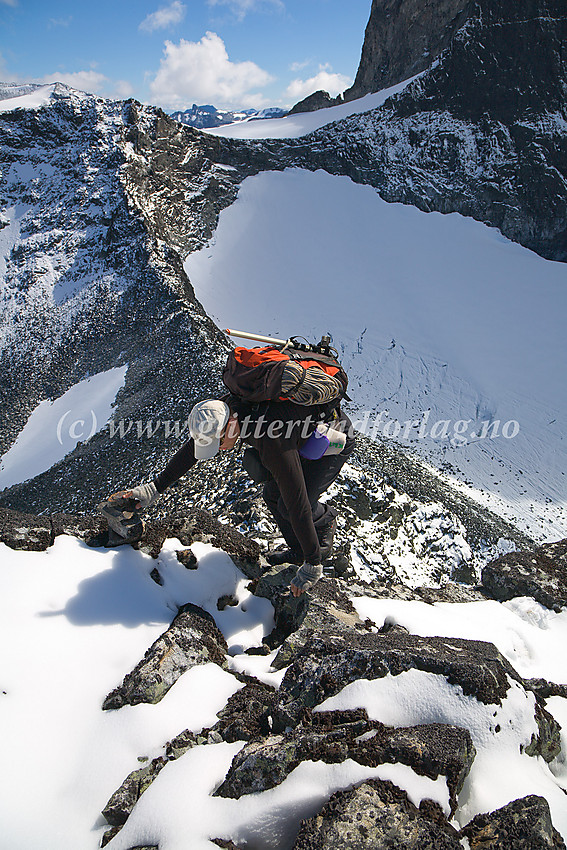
[344, 0, 474, 100]
[293, 778, 462, 848]
[275, 628, 522, 725]
[482, 538, 567, 612]
[461, 795, 566, 849]
[3, 511, 567, 847]
[288, 90, 342, 115]
[215, 711, 475, 814]
[102, 602, 228, 709]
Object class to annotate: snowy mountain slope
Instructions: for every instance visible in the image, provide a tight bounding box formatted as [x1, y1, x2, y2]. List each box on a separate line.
[0, 83, 243, 499]
[184, 168, 567, 542]
[0, 83, 531, 590]
[204, 76, 421, 139]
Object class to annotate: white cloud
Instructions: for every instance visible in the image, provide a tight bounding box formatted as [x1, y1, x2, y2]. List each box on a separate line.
[48, 16, 72, 28]
[139, 1, 186, 33]
[290, 59, 310, 72]
[0, 58, 134, 101]
[149, 32, 275, 109]
[112, 79, 135, 99]
[285, 68, 352, 101]
[0, 0, 18, 7]
[39, 70, 110, 93]
[207, 0, 284, 23]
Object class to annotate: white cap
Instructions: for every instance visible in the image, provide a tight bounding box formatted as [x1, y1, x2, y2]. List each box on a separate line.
[188, 400, 230, 460]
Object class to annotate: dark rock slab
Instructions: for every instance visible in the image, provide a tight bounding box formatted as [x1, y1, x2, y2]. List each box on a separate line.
[276, 627, 522, 726]
[482, 539, 567, 611]
[461, 795, 566, 849]
[138, 510, 262, 571]
[344, 0, 474, 100]
[102, 602, 228, 709]
[216, 710, 474, 814]
[252, 567, 372, 667]
[209, 680, 278, 743]
[292, 778, 462, 849]
[0, 506, 52, 551]
[524, 678, 567, 701]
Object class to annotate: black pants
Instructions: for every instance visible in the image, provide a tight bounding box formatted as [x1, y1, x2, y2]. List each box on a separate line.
[262, 444, 354, 555]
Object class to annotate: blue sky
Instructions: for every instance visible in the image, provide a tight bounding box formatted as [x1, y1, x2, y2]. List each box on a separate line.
[0, 0, 371, 110]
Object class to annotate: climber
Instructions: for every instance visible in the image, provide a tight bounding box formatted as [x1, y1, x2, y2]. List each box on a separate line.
[123, 393, 355, 596]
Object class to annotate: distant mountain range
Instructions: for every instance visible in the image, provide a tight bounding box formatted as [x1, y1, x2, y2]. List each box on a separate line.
[170, 103, 287, 130]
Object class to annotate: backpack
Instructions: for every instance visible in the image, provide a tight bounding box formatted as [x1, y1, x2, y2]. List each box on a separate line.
[222, 344, 349, 411]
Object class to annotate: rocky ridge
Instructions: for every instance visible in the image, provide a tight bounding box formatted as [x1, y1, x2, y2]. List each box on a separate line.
[1, 506, 566, 848]
[0, 85, 243, 492]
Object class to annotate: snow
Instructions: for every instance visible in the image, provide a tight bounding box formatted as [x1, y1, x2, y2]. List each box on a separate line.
[350, 595, 567, 684]
[317, 668, 567, 837]
[0, 535, 276, 849]
[204, 76, 421, 139]
[3, 534, 567, 847]
[183, 167, 567, 540]
[0, 365, 128, 491]
[0, 84, 56, 113]
[338, 593, 567, 833]
[107, 749, 449, 850]
[157, 539, 274, 654]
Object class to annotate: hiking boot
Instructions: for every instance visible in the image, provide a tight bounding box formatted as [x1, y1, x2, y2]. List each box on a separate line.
[318, 516, 337, 561]
[266, 548, 303, 567]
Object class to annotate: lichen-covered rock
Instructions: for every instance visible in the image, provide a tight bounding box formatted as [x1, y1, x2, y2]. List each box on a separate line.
[102, 730, 197, 828]
[102, 759, 167, 826]
[276, 627, 522, 726]
[209, 680, 278, 743]
[138, 511, 262, 570]
[292, 778, 462, 848]
[102, 602, 228, 709]
[461, 795, 566, 849]
[482, 539, 567, 612]
[215, 712, 475, 814]
[524, 700, 563, 764]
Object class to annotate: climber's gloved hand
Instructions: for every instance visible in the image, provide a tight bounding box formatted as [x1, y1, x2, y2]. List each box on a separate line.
[290, 562, 323, 597]
[125, 482, 159, 510]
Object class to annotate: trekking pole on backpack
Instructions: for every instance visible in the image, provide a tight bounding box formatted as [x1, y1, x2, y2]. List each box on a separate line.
[225, 328, 334, 356]
[225, 329, 291, 347]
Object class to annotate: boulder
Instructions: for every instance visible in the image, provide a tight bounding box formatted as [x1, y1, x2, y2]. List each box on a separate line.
[215, 709, 475, 814]
[102, 602, 228, 709]
[276, 627, 522, 726]
[461, 795, 566, 849]
[482, 539, 567, 612]
[292, 778, 462, 848]
[209, 679, 278, 743]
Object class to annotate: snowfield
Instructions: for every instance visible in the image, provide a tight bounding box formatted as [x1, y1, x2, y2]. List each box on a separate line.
[184, 168, 567, 541]
[203, 75, 422, 140]
[0, 366, 128, 490]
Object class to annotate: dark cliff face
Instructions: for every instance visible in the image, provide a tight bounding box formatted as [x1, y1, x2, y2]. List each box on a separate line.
[344, 0, 475, 100]
[217, 0, 567, 261]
